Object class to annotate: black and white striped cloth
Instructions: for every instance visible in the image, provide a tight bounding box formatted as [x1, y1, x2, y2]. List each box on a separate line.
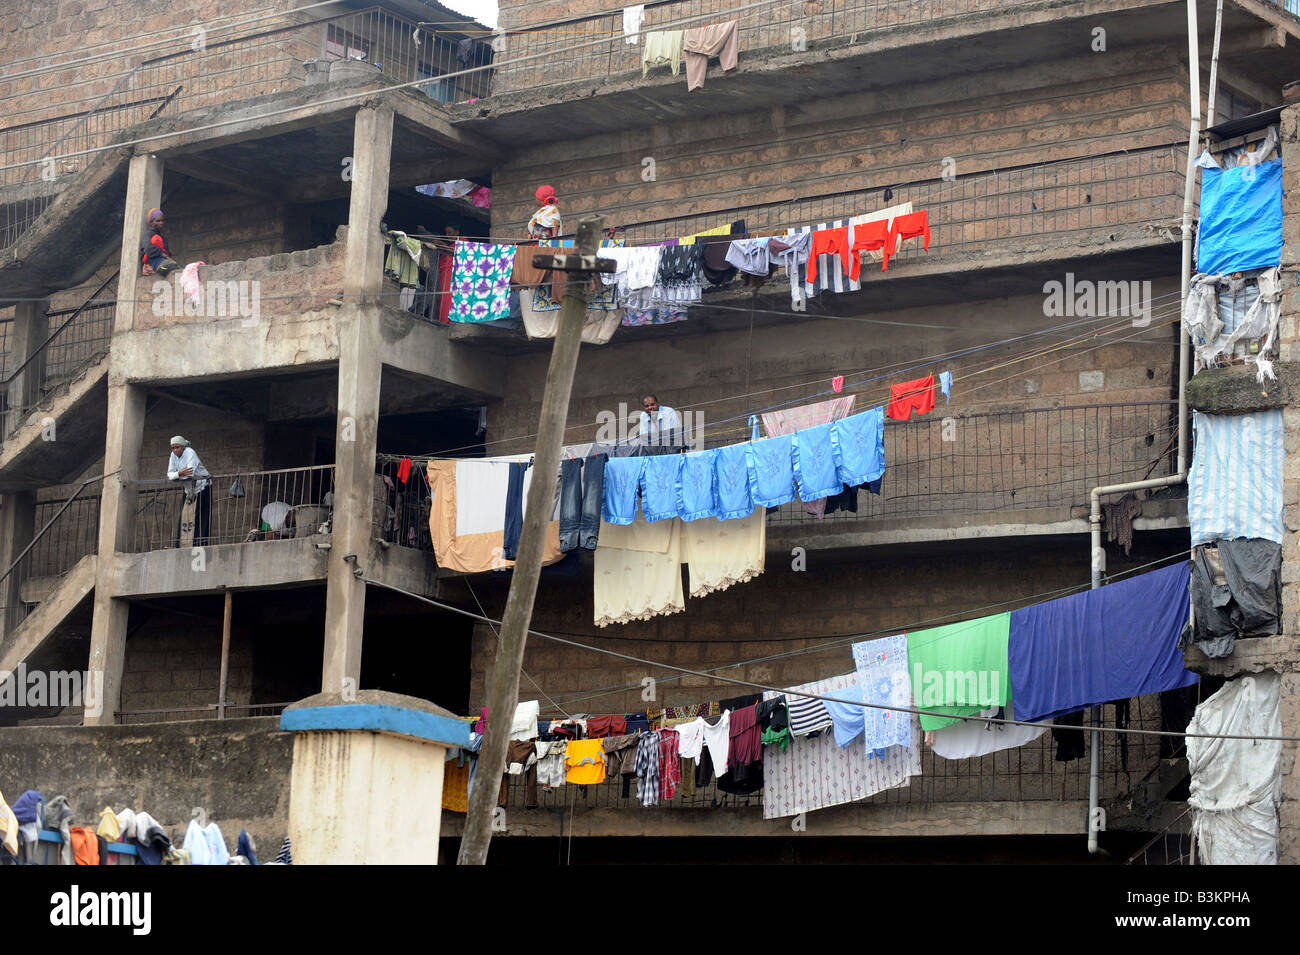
[786, 693, 834, 737]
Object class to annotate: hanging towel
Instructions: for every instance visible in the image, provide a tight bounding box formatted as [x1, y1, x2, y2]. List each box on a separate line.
[907, 613, 1011, 731]
[622, 4, 645, 43]
[683, 20, 739, 91]
[762, 395, 856, 518]
[593, 514, 684, 627]
[938, 371, 952, 403]
[1188, 410, 1284, 546]
[602, 456, 645, 525]
[642, 30, 683, 76]
[678, 448, 719, 521]
[830, 407, 886, 487]
[792, 422, 842, 503]
[640, 453, 685, 522]
[821, 683, 867, 748]
[682, 505, 765, 597]
[851, 634, 915, 757]
[745, 434, 796, 508]
[886, 374, 936, 420]
[713, 442, 755, 520]
[1008, 562, 1196, 724]
[450, 241, 516, 322]
[426, 459, 564, 574]
[762, 672, 920, 819]
[929, 701, 1048, 760]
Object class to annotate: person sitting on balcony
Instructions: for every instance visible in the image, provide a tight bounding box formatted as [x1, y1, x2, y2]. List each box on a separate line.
[637, 393, 682, 452]
[527, 185, 562, 240]
[168, 436, 211, 547]
[141, 209, 179, 277]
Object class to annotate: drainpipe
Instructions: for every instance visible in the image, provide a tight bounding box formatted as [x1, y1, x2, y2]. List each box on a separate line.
[1086, 0, 1210, 854]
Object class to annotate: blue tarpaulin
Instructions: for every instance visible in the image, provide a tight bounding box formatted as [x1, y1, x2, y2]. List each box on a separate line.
[1197, 158, 1282, 276]
[1008, 563, 1197, 724]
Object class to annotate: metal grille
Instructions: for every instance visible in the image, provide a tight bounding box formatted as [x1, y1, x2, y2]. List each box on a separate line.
[617, 145, 1186, 256]
[0, 481, 101, 634]
[767, 401, 1179, 525]
[115, 702, 291, 725]
[375, 454, 435, 553]
[131, 465, 335, 552]
[1126, 807, 1196, 864]
[41, 300, 114, 382]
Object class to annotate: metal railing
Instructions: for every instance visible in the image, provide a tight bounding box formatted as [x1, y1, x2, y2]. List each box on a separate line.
[767, 400, 1179, 525]
[0, 477, 103, 634]
[131, 464, 335, 552]
[492, 0, 1083, 94]
[115, 701, 291, 725]
[617, 144, 1187, 262]
[1125, 807, 1197, 864]
[375, 454, 434, 553]
[0, 6, 490, 249]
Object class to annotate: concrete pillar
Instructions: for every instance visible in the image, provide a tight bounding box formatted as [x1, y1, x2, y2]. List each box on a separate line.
[8, 297, 49, 420]
[84, 153, 160, 726]
[280, 691, 468, 864]
[321, 106, 393, 695]
[0, 492, 36, 638]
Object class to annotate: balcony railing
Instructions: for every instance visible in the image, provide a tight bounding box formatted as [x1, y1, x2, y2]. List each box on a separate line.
[0, 6, 490, 248]
[615, 144, 1187, 266]
[375, 454, 434, 554]
[767, 400, 1180, 526]
[131, 465, 335, 553]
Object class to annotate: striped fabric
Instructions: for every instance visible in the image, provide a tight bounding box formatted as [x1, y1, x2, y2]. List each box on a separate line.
[1188, 410, 1285, 546]
[786, 692, 833, 737]
[788, 218, 859, 298]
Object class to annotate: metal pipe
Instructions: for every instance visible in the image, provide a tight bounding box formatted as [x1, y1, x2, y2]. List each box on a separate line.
[1205, 0, 1225, 130]
[217, 589, 232, 720]
[1177, 0, 1202, 477]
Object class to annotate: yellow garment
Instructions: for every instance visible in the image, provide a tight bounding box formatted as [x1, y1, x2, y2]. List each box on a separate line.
[594, 515, 684, 627]
[680, 223, 734, 245]
[564, 739, 608, 785]
[442, 760, 471, 813]
[0, 790, 17, 858]
[426, 459, 564, 575]
[96, 806, 121, 841]
[681, 505, 766, 597]
[642, 30, 683, 77]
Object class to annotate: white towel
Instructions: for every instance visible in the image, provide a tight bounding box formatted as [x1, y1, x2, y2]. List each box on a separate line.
[623, 4, 645, 43]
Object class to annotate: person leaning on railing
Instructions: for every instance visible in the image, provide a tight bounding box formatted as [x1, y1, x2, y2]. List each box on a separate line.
[167, 436, 211, 547]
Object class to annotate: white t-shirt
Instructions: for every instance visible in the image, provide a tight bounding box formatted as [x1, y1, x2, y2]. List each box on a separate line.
[701, 710, 732, 776]
[672, 717, 707, 760]
[638, 406, 681, 446]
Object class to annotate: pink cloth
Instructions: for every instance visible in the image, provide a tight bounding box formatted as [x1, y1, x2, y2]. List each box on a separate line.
[683, 20, 738, 92]
[180, 261, 206, 306]
[761, 395, 856, 518]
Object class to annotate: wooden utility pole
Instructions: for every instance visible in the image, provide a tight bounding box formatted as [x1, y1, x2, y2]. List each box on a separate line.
[458, 217, 611, 865]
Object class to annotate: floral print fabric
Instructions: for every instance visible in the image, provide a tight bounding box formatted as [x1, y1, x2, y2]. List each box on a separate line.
[450, 241, 516, 323]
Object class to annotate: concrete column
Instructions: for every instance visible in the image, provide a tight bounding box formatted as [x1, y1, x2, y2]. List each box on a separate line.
[84, 153, 160, 726]
[113, 153, 163, 337]
[280, 691, 468, 864]
[321, 106, 393, 695]
[0, 492, 36, 638]
[9, 297, 49, 420]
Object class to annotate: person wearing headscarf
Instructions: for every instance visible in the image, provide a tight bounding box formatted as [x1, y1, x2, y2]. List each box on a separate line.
[167, 436, 212, 546]
[141, 208, 179, 276]
[526, 185, 562, 240]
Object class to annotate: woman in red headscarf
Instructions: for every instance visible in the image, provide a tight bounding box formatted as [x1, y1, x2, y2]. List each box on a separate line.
[527, 184, 562, 240]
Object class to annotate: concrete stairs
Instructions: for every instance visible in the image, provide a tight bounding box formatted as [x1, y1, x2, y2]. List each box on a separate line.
[0, 351, 110, 491]
[0, 553, 96, 674]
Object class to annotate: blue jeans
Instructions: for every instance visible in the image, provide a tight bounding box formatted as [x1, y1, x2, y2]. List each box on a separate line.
[559, 454, 606, 551]
[502, 462, 527, 561]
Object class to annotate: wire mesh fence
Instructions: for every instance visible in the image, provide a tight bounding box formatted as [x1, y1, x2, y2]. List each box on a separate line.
[131, 465, 335, 552]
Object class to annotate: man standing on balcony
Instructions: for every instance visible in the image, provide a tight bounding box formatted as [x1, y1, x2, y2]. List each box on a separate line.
[168, 436, 211, 548]
[637, 394, 682, 452]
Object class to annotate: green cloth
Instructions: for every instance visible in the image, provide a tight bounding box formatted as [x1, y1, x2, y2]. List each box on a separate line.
[906, 612, 1010, 731]
[385, 234, 421, 287]
[761, 726, 790, 751]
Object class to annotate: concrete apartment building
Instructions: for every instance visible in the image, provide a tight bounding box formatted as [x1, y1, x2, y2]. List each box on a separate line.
[0, 0, 1297, 863]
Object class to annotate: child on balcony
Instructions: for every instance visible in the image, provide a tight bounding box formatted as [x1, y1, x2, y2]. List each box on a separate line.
[141, 209, 179, 277]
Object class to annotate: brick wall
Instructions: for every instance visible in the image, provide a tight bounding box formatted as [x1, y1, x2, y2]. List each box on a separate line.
[489, 61, 1187, 242]
[119, 614, 254, 716]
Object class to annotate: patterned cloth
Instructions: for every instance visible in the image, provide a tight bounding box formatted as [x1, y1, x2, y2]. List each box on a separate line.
[653, 245, 703, 304]
[762, 396, 856, 518]
[1188, 409, 1284, 545]
[530, 238, 571, 311]
[659, 730, 682, 801]
[622, 306, 688, 326]
[762, 672, 921, 819]
[851, 634, 916, 758]
[450, 241, 516, 322]
[679, 449, 718, 521]
[635, 731, 661, 806]
[745, 435, 796, 508]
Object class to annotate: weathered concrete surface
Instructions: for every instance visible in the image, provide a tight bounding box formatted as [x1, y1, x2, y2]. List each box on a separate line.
[115, 539, 330, 598]
[0, 554, 96, 675]
[0, 354, 108, 492]
[0, 716, 292, 857]
[1185, 363, 1296, 413]
[1184, 635, 1300, 677]
[440, 799, 1093, 838]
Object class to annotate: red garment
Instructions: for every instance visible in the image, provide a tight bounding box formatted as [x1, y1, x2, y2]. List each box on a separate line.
[832, 375, 844, 393]
[436, 251, 455, 324]
[727, 704, 762, 767]
[886, 374, 936, 420]
[850, 219, 894, 272]
[659, 729, 682, 801]
[472, 706, 488, 735]
[397, 457, 412, 484]
[892, 210, 931, 253]
[805, 226, 853, 285]
[585, 714, 627, 739]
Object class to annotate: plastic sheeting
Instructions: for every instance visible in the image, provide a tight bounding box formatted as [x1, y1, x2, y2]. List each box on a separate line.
[1188, 410, 1285, 546]
[1189, 538, 1281, 658]
[1182, 269, 1281, 382]
[1187, 671, 1282, 865]
[1196, 158, 1282, 276]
